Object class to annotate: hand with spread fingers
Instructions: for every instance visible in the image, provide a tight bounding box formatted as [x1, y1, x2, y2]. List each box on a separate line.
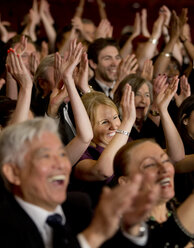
[174, 75, 191, 107]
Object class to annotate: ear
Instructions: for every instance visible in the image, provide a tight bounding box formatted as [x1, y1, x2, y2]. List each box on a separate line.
[38, 79, 48, 91]
[89, 59, 97, 70]
[118, 176, 129, 185]
[183, 118, 188, 126]
[2, 163, 21, 186]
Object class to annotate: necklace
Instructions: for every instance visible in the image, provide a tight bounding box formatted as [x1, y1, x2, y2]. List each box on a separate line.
[149, 210, 172, 222]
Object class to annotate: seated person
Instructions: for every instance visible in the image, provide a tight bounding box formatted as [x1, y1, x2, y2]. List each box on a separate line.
[70, 86, 136, 206]
[0, 117, 159, 248]
[112, 139, 194, 248]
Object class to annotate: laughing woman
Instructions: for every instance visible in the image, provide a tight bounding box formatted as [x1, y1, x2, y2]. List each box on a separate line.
[69, 85, 136, 205]
[112, 139, 194, 247]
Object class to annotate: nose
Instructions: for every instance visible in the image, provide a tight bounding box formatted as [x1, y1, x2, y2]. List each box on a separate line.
[110, 58, 119, 67]
[140, 95, 146, 103]
[157, 162, 168, 175]
[109, 120, 119, 130]
[52, 155, 66, 170]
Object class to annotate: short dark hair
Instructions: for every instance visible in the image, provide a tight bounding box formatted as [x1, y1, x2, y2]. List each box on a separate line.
[87, 38, 120, 64]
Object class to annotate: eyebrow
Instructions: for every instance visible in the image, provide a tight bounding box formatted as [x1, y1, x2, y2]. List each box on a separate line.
[33, 146, 66, 156]
[98, 114, 118, 123]
[141, 153, 168, 161]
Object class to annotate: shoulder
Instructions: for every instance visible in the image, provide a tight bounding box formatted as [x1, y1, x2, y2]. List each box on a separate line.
[0, 194, 44, 247]
[62, 192, 93, 234]
[89, 77, 104, 92]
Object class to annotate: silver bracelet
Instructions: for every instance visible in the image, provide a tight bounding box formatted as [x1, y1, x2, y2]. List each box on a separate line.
[116, 129, 130, 137]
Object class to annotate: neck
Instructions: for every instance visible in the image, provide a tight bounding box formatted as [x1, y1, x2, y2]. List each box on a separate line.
[150, 203, 168, 223]
[95, 76, 114, 87]
[134, 118, 144, 132]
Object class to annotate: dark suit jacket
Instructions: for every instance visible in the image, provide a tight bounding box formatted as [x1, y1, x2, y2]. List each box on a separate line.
[31, 92, 75, 146]
[89, 77, 105, 93]
[0, 192, 92, 248]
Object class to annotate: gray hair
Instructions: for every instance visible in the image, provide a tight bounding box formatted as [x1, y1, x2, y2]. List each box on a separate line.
[0, 117, 59, 189]
[113, 74, 153, 108]
[33, 54, 55, 95]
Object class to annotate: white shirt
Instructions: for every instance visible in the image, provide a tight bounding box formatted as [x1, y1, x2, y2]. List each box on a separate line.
[15, 196, 65, 248]
[15, 196, 90, 248]
[95, 78, 115, 98]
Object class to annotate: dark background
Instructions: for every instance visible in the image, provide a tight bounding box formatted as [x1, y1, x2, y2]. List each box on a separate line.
[0, 0, 194, 40]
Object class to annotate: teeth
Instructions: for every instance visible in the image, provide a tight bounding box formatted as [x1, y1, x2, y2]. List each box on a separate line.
[159, 178, 170, 186]
[108, 132, 116, 137]
[48, 175, 65, 182]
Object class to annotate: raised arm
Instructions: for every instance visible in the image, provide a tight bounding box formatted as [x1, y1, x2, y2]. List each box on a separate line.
[6, 49, 33, 125]
[96, 0, 107, 20]
[73, 0, 85, 18]
[6, 36, 28, 100]
[175, 154, 194, 173]
[74, 84, 136, 181]
[156, 76, 185, 162]
[111, 54, 138, 96]
[136, 12, 164, 71]
[22, 0, 40, 41]
[120, 12, 141, 58]
[62, 40, 93, 165]
[39, 0, 56, 53]
[153, 10, 180, 77]
[176, 193, 194, 235]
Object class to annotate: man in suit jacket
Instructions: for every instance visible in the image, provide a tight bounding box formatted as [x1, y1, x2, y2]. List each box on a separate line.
[0, 117, 159, 248]
[88, 38, 121, 97]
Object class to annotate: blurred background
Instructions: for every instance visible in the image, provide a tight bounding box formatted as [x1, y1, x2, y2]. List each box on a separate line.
[0, 0, 193, 39]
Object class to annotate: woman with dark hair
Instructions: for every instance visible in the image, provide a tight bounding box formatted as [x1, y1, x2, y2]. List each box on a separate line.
[112, 139, 194, 248]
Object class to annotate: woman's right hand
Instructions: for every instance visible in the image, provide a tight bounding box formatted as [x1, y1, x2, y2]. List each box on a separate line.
[120, 84, 136, 126]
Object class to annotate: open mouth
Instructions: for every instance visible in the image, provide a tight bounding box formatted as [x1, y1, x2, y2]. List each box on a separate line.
[136, 107, 145, 111]
[48, 175, 66, 185]
[107, 132, 116, 137]
[158, 177, 171, 188]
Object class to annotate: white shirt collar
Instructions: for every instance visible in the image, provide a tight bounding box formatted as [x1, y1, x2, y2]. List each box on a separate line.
[95, 78, 115, 97]
[15, 196, 65, 248]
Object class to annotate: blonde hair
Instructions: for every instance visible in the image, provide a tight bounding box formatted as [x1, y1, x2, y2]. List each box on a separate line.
[81, 91, 119, 127]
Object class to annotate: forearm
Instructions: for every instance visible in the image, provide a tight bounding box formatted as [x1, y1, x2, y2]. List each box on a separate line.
[41, 13, 56, 52]
[81, 227, 107, 248]
[6, 74, 18, 100]
[0, 25, 8, 43]
[175, 154, 194, 173]
[159, 110, 185, 162]
[136, 39, 158, 71]
[74, 0, 85, 18]
[97, 0, 107, 20]
[95, 120, 134, 176]
[154, 38, 177, 77]
[65, 77, 93, 143]
[176, 193, 194, 234]
[182, 39, 194, 61]
[64, 77, 93, 165]
[120, 37, 133, 58]
[8, 86, 32, 125]
[22, 23, 37, 42]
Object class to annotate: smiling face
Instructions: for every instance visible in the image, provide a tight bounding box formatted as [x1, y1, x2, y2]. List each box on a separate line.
[12, 132, 71, 211]
[135, 83, 151, 121]
[92, 104, 121, 147]
[127, 141, 175, 203]
[93, 46, 121, 86]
